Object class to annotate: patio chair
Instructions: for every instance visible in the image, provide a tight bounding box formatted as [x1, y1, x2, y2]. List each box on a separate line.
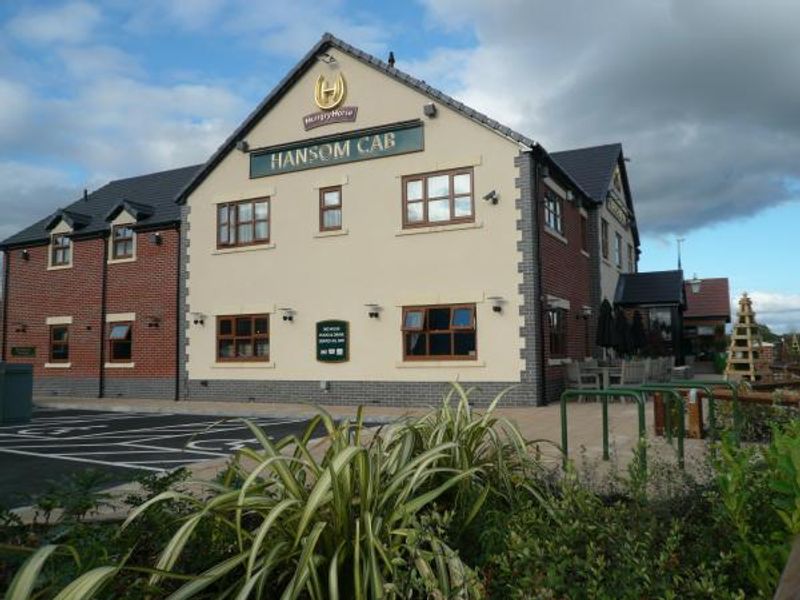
[566, 362, 601, 402]
[609, 360, 647, 400]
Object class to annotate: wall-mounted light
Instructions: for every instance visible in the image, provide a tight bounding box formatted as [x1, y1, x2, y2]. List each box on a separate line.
[483, 190, 499, 205]
[566, 190, 575, 202]
[540, 165, 550, 179]
[146, 316, 162, 328]
[21, 249, 30, 261]
[689, 274, 702, 294]
[317, 52, 336, 64]
[320, 380, 330, 392]
[149, 232, 162, 245]
[280, 308, 295, 322]
[486, 296, 505, 314]
[14, 322, 27, 333]
[190, 312, 206, 326]
[235, 140, 249, 153]
[365, 303, 382, 319]
[423, 102, 437, 118]
[581, 306, 593, 318]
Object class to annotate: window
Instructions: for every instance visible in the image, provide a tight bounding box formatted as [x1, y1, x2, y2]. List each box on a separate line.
[217, 315, 269, 362]
[544, 190, 563, 234]
[49, 326, 69, 362]
[108, 322, 133, 362]
[580, 213, 589, 253]
[112, 225, 135, 259]
[547, 309, 567, 357]
[402, 304, 476, 360]
[627, 243, 635, 272]
[51, 235, 71, 266]
[614, 233, 623, 268]
[601, 219, 609, 260]
[402, 168, 473, 228]
[319, 186, 342, 231]
[217, 198, 270, 248]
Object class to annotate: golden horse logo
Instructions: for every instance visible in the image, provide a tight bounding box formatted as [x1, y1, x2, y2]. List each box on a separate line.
[314, 73, 346, 110]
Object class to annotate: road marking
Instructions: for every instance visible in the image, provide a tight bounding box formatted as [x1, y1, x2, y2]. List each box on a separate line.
[0, 446, 164, 472]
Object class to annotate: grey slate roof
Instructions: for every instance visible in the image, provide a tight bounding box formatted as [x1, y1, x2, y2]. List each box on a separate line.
[614, 270, 686, 307]
[550, 143, 622, 203]
[175, 32, 540, 204]
[1, 164, 202, 248]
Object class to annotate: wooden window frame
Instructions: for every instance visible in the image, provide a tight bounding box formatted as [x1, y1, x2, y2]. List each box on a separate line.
[49, 325, 69, 363]
[544, 190, 564, 234]
[627, 243, 635, 272]
[108, 322, 133, 363]
[216, 314, 270, 362]
[402, 168, 474, 229]
[401, 303, 477, 361]
[547, 308, 567, 358]
[112, 225, 135, 260]
[51, 234, 71, 266]
[601, 219, 609, 260]
[580, 213, 589, 253]
[614, 232, 623, 268]
[217, 198, 270, 249]
[319, 185, 343, 232]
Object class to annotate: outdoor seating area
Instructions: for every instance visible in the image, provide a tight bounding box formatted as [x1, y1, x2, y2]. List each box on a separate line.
[566, 356, 689, 397]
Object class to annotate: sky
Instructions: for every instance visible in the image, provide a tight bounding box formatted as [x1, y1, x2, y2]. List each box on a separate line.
[1, 0, 799, 331]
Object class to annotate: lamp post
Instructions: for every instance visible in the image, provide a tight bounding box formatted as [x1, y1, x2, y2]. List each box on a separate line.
[689, 274, 702, 294]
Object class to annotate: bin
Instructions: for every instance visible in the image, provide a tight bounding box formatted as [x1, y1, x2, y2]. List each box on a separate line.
[0, 363, 34, 424]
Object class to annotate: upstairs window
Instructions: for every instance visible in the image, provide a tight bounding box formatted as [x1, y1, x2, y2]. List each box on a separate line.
[614, 232, 623, 268]
[403, 168, 473, 228]
[580, 213, 589, 253]
[320, 186, 342, 231]
[112, 225, 135, 260]
[544, 190, 564, 234]
[51, 235, 71, 266]
[217, 315, 269, 362]
[601, 219, 609, 260]
[49, 325, 69, 362]
[218, 198, 270, 248]
[402, 304, 476, 360]
[547, 308, 567, 358]
[627, 243, 635, 272]
[109, 323, 133, 362]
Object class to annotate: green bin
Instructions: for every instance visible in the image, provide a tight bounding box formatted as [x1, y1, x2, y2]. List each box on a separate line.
[0, 363, 34, 424]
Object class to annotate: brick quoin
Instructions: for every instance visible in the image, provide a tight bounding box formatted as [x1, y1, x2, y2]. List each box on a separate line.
[537, 176, 594, 405]
[2, 227, 178, 397]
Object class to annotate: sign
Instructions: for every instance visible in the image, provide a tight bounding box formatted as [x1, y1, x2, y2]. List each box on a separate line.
[606, 194, 629, 227]
[303, 106, 358, 131]
[316, 320, 349, 362]
[11, 347, 35, 357]
[314, 73, 346, 110]
[251, 121, 424, 178]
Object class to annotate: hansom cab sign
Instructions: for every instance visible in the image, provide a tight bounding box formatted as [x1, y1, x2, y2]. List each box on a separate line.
[317, 320, 349, 363]
[303, 71, 358, 130]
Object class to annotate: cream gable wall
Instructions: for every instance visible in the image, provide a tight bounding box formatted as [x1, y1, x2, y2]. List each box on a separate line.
[185, 49, 526, 382]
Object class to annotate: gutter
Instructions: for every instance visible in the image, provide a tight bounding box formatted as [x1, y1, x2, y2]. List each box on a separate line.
[98, 235, 109, 398]
[1, 251, 8, 362]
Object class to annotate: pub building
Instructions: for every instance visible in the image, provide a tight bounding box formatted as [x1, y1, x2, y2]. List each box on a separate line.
[0, 33, 641, 405]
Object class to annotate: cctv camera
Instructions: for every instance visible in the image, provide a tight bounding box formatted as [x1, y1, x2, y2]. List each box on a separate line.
[483, 190, 498, 204]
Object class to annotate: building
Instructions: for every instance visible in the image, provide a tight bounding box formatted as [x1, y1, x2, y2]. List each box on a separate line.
[1, 33, 642, 406]
[0, 166, 199, 398]
[683, 277, 730, 363]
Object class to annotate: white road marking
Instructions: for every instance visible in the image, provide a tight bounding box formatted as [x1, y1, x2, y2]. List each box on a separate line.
[0, 447, 164, 472]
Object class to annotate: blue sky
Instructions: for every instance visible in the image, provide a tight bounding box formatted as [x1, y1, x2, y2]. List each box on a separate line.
[1, 0, 799, 331]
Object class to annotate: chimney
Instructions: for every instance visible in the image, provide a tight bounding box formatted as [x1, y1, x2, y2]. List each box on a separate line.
[388, 51, 396, 68]
[83, 188, 88, 201]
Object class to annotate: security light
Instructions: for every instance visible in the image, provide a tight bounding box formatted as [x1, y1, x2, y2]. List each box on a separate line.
[235, 140, 249, 153]
[423, 103, 437, 118]
[317, 52, 336, 64]
[21, 249, 30, 261]
[149, 232, 162, 245]
[483, 190, 499, 205]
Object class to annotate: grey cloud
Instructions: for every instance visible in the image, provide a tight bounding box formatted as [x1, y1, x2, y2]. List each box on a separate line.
[420, 0, 800, 233]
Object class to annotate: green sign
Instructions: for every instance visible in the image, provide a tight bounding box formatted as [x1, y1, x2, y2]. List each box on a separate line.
[316, 320, 349, 363]
[251, 121, 424, 178]
[11, 347, 35, 357]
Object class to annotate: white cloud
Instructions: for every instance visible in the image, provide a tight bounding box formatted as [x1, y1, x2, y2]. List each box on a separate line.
[0, 78, 33, 142]
[6, 2, 101, 46]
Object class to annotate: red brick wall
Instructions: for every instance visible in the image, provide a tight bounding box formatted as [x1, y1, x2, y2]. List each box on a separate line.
[538, 178, 594, 404]
[2, 227, 178, 391]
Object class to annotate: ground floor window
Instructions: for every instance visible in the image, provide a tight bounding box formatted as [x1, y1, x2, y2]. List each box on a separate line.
[217, 315, 269, 361]
[402, 304, 476, 360]
[109, 322, 133, 362]
[547, 308, 567, 357]
[49, 325, 69, 362]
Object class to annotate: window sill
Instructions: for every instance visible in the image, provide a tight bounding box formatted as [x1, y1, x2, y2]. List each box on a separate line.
[47, 264, 72, 271]
[212, 361, 276, 369]
[396, 360, 485, 368]
[105, 362, 135, 369]
[45, 362, 71, 369]
[314, 228, 349, 239]
[548, 358, 572, 366]
[395, 221, 483, 237]
[213, 243, 276, 255]
[108, 257, 136, 265]
[544, 226, 567, 244]
[580, 250, 590, 258]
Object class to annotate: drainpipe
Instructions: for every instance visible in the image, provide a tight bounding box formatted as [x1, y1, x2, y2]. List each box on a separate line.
[1, 250, 9, 362]
[98, 235, 109, 398]
[174, 224, 181, 402]
[531, 152, 547, 405]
